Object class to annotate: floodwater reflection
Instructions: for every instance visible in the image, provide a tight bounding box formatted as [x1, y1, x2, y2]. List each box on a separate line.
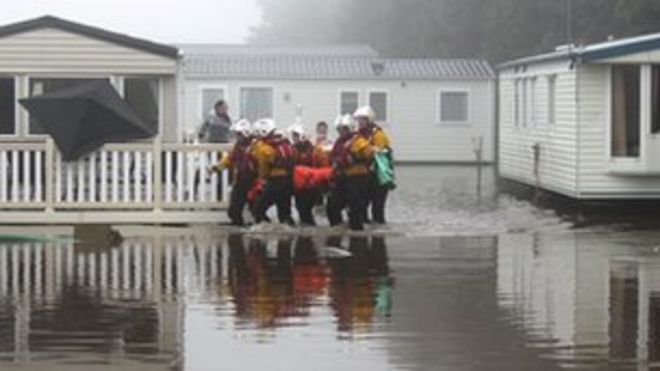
[3, 229, 660, 370]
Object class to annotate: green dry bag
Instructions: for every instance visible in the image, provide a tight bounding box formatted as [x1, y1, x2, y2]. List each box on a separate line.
[374, 150, 396, 190]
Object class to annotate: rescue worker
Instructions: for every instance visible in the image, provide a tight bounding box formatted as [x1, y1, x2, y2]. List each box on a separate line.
[289, 123, 318, 226]
[208, 119, 255, 227]
[326, 115, 374, 231]
[248, 120, 270, 223]
[252, 119, 296, 226]
[354, 106, 393, 225]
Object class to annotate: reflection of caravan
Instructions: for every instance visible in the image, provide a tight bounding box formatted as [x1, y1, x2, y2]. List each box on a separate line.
[497, 231, 660, 366]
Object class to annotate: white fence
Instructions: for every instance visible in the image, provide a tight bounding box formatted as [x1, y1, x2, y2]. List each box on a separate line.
[0, 139, 232, 224]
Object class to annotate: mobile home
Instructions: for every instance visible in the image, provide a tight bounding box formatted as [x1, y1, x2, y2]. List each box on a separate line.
[0, 16, 232, 224]
[499, 33, 660, 200]
[0, 15, 181, 142]
[180, 44, 496, 163]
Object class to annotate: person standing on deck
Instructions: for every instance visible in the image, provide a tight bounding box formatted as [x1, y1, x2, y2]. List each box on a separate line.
[289, 123, 318, 226]
[199, 100, 232, 144]
[252, 119, 296, 226]
[354, 106, 393, 225]
[208, 119, 255, 227]
[326, 115, 375, 231]
[196, 100, 233, 197]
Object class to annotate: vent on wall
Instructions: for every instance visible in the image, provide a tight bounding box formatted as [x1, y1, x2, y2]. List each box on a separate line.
[371, 62, 385, 76]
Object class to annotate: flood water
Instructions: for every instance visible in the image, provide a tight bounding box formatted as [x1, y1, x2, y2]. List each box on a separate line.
[0, 166, 658, 370]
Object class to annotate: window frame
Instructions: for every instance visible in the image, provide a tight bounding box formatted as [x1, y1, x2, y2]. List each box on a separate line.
[529, 77, 537, 126]
[513, 78, 520, 128]
[238, 85, 275, 122]
[121, 76, 164, 136]
[607, 64, 642, 160]
[520, 78, 528, 128]
[367, 89, 390, 123]
[547, 74, 557, 125]
[0, 76, 17, 137]
[337, 89, 360, 117]
[198, 84, 228, 121]
[437, 88, 471, 125]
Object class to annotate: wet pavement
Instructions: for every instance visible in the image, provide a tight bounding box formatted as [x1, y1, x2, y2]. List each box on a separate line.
[0, 165, 658, 370]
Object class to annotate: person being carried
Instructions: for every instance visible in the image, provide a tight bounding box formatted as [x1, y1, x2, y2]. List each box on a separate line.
[326, 115, 375, 231]
[354, 106, 394, 225]
[289, 123, 319, 226]
[252, 119, 296, 226]
[208, 119, 255, 227]
[312, 121, 332, 168]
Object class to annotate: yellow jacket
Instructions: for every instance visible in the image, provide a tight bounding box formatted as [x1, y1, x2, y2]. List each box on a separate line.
[343, 135, 375, 177]
[252, 139, 290, 179]
[312, 143, 331, 168]
[370, 127, 391, 150]
[210, 140, 255, 182]
[212, 151, 233, 172]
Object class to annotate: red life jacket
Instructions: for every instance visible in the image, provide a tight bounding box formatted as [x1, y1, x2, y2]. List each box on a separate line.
[265, 136, 295, 171]
[330, 133, 356, 168]
[229, 138, 255, 177]
[294, 140, 314, 166]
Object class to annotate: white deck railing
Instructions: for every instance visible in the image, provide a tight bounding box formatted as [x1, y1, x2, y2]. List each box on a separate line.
[0, 139, 232, 223]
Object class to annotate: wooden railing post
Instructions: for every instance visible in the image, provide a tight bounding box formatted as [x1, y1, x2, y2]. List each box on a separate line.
[45, 138, 55, 212]
[153, 138, 163, 211]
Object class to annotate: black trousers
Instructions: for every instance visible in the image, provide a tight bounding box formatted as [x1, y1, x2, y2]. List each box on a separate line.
[326, 174, 370, 231]
[253, 176, 294, 225]
[368, 175, 389, 224]
[227, 180, 252, 226]
[295, 189, 319, 226]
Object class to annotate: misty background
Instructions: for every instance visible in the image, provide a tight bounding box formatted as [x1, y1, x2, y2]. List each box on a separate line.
[2, 0, 660, 62]
[250, 0, 660, 62]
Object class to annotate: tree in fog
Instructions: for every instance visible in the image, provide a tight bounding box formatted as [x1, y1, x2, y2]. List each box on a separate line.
[250, 0, 660, 62]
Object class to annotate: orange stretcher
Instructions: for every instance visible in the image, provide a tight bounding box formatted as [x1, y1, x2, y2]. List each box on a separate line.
[293, 166, 333, 193]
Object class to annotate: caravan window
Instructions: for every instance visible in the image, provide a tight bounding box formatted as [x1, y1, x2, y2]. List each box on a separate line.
[240, 87, 273, 122]
[201, 88, 225, 119]
[124, 77, 161, 133]
[547, 75, 557, 125]
[28, 78, 108, 135]
[0, 78, 14, 135]
[611, 65, 640, 157]
[368, 91, 388, 122]
[340, 91, 359, 116]
[439, 91, 469, 123]
[529, 77, 537, 125]
[652, 66, 660, 134]
[514, 79, 520, 127]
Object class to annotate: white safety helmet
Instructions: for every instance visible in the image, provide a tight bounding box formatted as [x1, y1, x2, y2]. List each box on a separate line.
[334, 114, 355, 130]
[287, 123, 305, 139]
[231, 119, 251, 137]
[255, 118, 277, 137]
[250, 120, 262, 137]
[353, 106, 376, 122]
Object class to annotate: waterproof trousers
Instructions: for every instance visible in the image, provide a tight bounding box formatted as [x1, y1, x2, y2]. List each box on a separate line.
[253, 176, 295, 225]
[326, 174, 370, 231]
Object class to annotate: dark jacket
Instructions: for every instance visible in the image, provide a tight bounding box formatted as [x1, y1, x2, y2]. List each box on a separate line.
[200, 112, 232, 143]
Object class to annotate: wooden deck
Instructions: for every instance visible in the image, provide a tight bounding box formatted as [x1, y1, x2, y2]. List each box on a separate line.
[0, 139, 232, 224]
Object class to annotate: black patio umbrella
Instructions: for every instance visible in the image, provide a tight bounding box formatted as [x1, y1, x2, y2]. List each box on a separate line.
[19, 80, 156, 161]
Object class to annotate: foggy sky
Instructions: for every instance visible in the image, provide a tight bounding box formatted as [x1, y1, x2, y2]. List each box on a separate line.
[0, 0, 261, 44]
